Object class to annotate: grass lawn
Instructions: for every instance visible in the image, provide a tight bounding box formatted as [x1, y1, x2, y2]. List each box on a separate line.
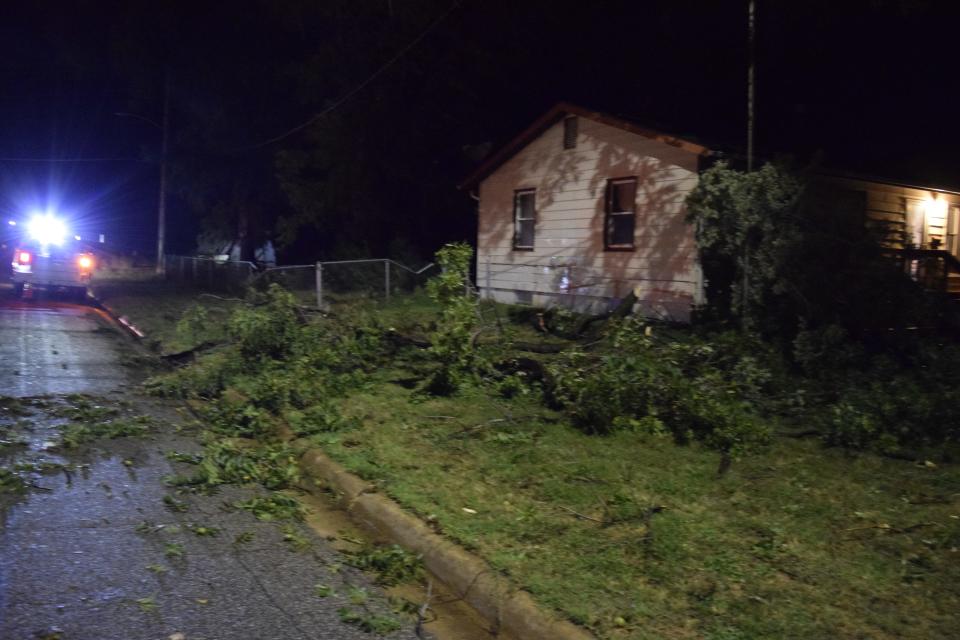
[314, 366, 960, 640]
[109, 285, 960, 639]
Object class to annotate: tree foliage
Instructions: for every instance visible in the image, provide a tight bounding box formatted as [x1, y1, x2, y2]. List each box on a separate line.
[687, 161, 960, 455]
[424, 242, 488, 393]
[687, 161, 934, 340]
[548, 318, 774, 473]
[686, 161, 804, 331]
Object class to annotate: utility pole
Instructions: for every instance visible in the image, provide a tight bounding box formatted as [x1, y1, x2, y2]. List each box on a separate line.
[746, 0, 756, 172]
[156, 68, 171, 275]
[742, 0, 757, 329]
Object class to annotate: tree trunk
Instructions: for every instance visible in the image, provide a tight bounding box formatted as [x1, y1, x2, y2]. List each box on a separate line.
[717, 451, 732, 477]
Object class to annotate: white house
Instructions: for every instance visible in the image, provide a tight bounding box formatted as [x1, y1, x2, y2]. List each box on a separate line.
[460, 103, 711, 321]
[461, 103, 960, 320]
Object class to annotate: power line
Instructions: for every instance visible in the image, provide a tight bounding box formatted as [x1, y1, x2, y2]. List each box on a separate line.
[0, 157, 143, 163]
[235, 0, 464, 152]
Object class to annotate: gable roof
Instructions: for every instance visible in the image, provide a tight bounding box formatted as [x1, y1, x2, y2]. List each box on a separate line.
[458, 102, 711, 190]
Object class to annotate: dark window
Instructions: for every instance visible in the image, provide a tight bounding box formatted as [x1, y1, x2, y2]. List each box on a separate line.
[605, 178, 637, 249]
[563, 116, 578, 150]
[514, 190, 536, 249]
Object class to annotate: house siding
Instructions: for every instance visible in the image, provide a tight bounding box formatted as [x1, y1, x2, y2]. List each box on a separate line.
[476, 117, 703, 321]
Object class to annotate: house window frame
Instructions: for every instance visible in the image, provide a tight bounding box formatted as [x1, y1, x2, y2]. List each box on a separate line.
[604, 177, 638, 251]
[513, 188, 537, 250]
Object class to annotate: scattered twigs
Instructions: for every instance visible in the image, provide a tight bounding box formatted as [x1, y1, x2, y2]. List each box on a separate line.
[558, 505, 603, 523]
[842, 522, 936, 535]
[415, 578, 434, 639]
[904, 494, 953, 505]
[446, 418, 507, 440]
[424, 415, 457, 420]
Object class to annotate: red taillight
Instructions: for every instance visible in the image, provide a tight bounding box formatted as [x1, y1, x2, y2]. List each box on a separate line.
[17, 250, 31, 264]
[77, 255, 94, 270]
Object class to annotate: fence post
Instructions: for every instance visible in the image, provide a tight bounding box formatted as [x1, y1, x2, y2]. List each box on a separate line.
[315, 261, 324, 309]
[192, 257, 198, 283]
[384, 260, 391, 302]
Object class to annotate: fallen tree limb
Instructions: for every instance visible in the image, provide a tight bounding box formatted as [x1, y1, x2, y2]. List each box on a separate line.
[777, 428, 822, 439]
[493, 357, 547, 382]
[511, 341, 567, 354]
[161, 341, 220, 365]
[197, 293, 245, 303]
[558, 290, 639, 339]
[385, 331, 431, 349]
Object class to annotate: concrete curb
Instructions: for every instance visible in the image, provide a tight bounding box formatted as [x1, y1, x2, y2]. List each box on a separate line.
[88, 291, 148, 340]
[300, 449, 595, 640]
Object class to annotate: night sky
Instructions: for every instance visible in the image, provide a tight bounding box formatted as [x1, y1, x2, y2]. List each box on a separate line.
[0, 0, 956, 260]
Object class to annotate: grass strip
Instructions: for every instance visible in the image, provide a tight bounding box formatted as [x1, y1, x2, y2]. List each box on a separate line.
[316, 375, 960, 640]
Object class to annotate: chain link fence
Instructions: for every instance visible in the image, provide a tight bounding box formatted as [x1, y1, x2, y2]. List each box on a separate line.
[164, 255, 257, 294]
[165, 255, 436, 307]
[313, 259, 436, 308]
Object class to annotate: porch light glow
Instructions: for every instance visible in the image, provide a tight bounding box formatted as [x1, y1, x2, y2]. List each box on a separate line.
[925, 197, 948, 222]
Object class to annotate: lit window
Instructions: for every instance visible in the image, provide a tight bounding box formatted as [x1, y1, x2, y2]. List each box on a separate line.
[605, 178, 637, 249]
[514, 189, 536, 249]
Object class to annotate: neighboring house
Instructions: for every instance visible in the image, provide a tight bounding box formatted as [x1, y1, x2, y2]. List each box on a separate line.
[461, 102, 960, 320]
[460, 102, 711, 321]
[820, 173, 960, 296]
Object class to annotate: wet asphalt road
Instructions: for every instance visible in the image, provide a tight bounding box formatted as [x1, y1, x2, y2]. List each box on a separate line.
[0, 290, 426, 640]
[0, 294, 130, 397]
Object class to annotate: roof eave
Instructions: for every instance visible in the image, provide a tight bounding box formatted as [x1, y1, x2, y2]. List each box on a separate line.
[458, 101, 711, 191]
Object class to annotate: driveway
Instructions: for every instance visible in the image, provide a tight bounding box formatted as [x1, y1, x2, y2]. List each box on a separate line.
[0, 288, 426, 640]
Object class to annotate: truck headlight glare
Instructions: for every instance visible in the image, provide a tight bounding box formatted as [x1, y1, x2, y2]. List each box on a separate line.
[28, 213, 68, 246]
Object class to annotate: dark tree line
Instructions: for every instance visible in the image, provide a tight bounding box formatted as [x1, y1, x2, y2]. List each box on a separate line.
[2, 0, 955, 262]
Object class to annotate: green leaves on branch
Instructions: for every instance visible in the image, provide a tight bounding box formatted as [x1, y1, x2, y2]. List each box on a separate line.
[425, 242, 490, 394]
[228, 284, 301, 363]
[166, 440, 300, 490]
[548, 318, 772, 473]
